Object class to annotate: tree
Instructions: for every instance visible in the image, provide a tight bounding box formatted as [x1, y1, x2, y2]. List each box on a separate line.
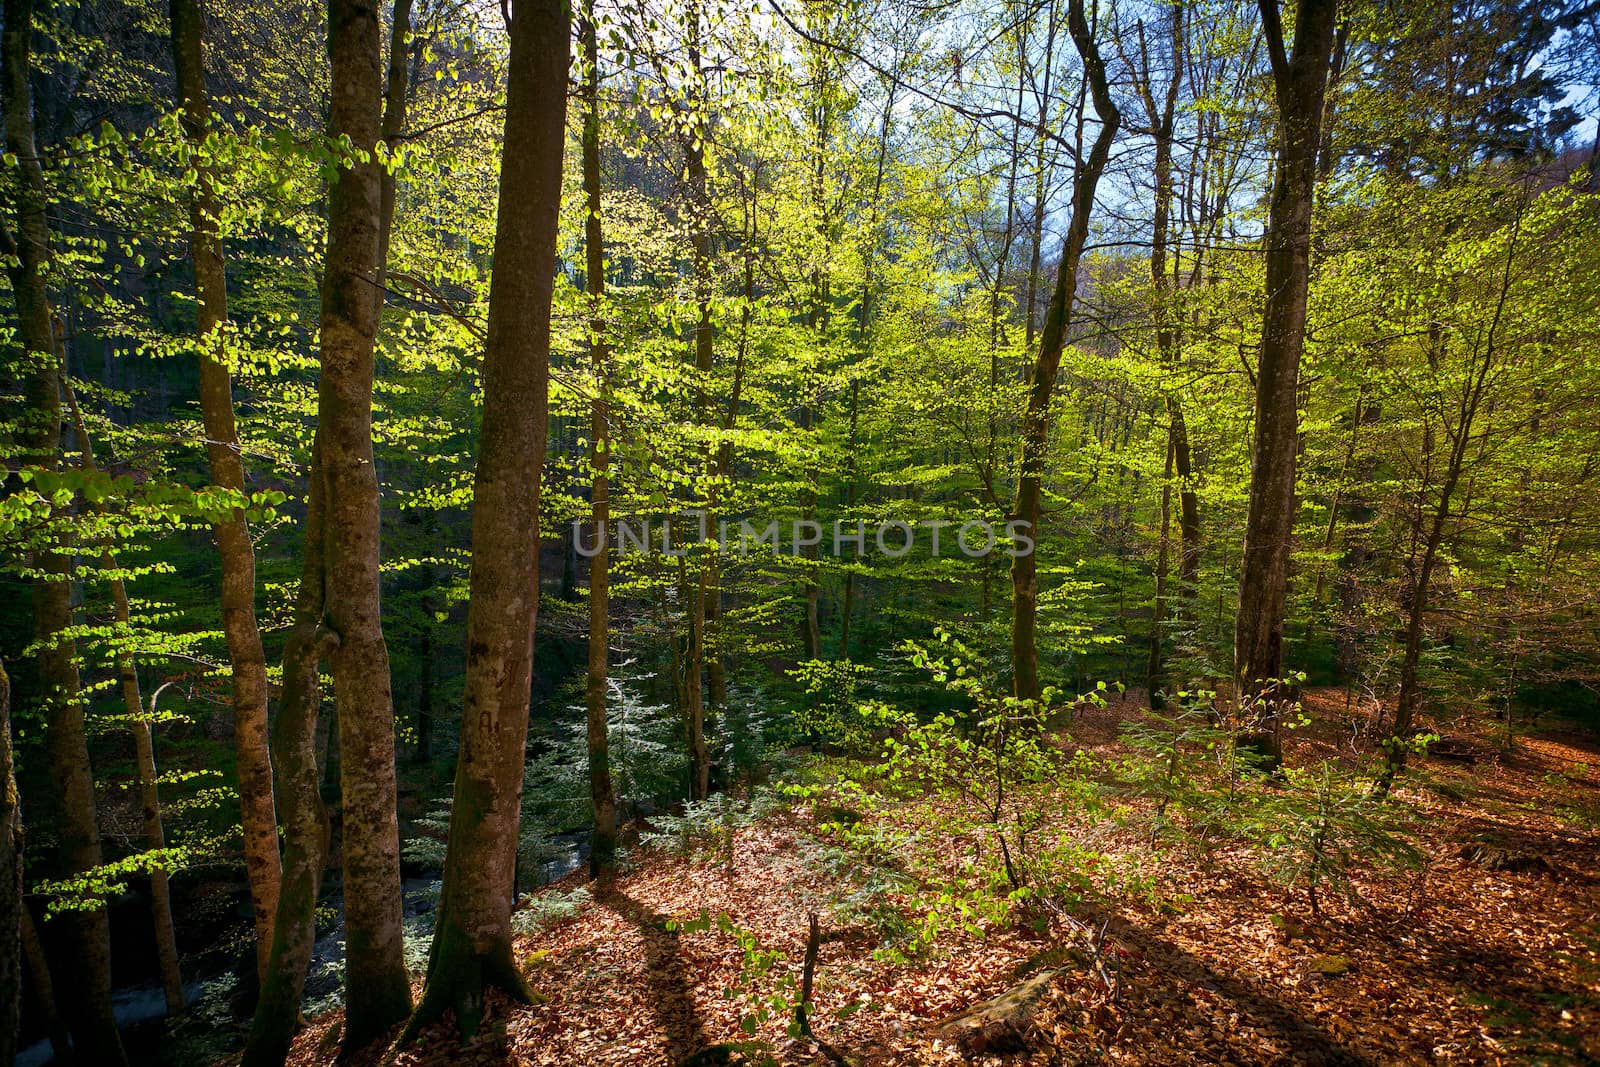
[406, 0, 570, 1039]
[242, 434, 336, 1067]
[580, 0, 619, 878]
[1232, 0, 1337, 762]
[319, 0, 413, 1049]
[1125, 0, 1191, 706]
[1011, 0, 1120, 702]
[0, 0, 128, 1058]
[0, 659, 19, 1067]
[169, 0, 282, 987]
[62, 385, 184, 1015]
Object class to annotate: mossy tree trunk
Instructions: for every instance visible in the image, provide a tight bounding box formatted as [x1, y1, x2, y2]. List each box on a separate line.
[0, 660, 20, 1067]
[320, 0, 413, 1051]
[405, 0, 569, 1041]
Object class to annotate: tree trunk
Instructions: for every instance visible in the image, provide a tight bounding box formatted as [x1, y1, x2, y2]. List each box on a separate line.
[65, 376, 186, 1017]
[688, 563, 709, 799]
[800, 402, 823, 662]
[0, 660, 20, 1067]
[1, 1, 127, 1059]
[169, 0, 281, 988]
[684, 7, 716, 791]
[242, 436, 336, 1067]
[130, 695, 184, 1016]
[22, 903, 73, 1063]
[1010, 0, 1119, 702]
[1149, 437, 1175, 707]
[321, 0, 412, 1049]
[406, 0, 568, 1040]
[1233, 0, 1337, 763]
[580, 1, 619, 878]
[377, 0, 413, 285]
[1136, 1, 1187, 705]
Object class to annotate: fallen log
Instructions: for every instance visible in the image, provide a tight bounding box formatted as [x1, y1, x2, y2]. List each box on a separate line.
[935, 967, 1061, 1057]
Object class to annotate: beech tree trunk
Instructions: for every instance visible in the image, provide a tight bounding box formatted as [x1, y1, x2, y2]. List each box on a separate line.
[242, 435, 335, 1067]
[21, 906, 71, 1063]
[1010, 0, 1119, 702]
[1233, 0, 1337, 761]
[0, 660, 19, 1067]
[1135, 1, 1187, 705]
[169, 0, 282, 987]
[241, 0, 415, 1045]
[683, 8, 714, 798]
[63, 384, 185, 1016]
[128, 681, 184, 1016]
[377, 0, 413, 283]
[320, 0, 412, 1050]
[406, 0, 568, 1039]
[581, 1, 619, 877]
[1, 1, 127, 1059]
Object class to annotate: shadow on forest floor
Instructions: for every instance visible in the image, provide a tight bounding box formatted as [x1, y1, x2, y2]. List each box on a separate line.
[1106, 916, 1375, 1066]
[599, 886, 717, 1065]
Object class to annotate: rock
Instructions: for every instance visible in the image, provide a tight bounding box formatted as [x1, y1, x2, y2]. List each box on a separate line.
[1308, 954, 1351, 976]
[936, 968, 1060, 1057]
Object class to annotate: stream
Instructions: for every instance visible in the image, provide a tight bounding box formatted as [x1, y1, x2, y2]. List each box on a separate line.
[17, 831, 589, 1066]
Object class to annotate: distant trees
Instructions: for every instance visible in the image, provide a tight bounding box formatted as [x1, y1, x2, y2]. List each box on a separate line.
[0, 0, 1596, 1062]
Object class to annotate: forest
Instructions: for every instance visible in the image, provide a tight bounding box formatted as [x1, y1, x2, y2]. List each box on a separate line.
[0, 0, 1597, 1063]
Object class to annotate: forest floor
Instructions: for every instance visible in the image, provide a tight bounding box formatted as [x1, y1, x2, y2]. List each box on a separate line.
[286, 690, 1600, 1066]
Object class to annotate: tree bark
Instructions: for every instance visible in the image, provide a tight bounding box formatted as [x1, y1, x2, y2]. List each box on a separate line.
[169, 0, 282, 987]
[242, 435, 336, 1067]
[1233, 0, 1337, 762]
[405, 0, 568, 1040]
[1009, 0, 1119, 702]
[321, 0, 412, 1050]
[684, 5, 714, 796]
[1149, 436, 1175, 706]
[129, 683, 184, 1016]
[0, 660, 20, 1067]
[1133, 1, 1187, 704]
[580, 0, 619, 878]
[1, 0, 127, 1059]
[22, 902, 73, 1063]
[63, 384, 185, 1016]
[377, 0, 413, 285]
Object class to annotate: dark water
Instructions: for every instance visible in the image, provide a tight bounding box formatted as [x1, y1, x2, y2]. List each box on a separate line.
[17, 833, 590, 1067]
